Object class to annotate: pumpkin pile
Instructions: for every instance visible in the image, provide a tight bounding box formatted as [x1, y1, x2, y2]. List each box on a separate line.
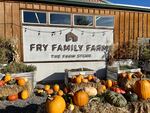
[0, 73, 30, 101]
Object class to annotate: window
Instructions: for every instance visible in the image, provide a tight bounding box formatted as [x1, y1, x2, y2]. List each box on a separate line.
[74, 15, 93, 26]
[96, 16, 114, 28]
[23, 11, 46, 24]
[50, 13, 71, 25]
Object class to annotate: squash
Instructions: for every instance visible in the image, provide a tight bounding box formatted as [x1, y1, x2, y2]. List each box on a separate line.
[74, 76, 82, 84]
[21, 90, 29, 100]
[46, 95, 66, 113]
[105, 91, 127, 107]
[8, 94, 18, 101]
[17, 78, 26, 86]
[44, 85, 50, 91]
[53, 84, 60, 92]
[58, 90, 64, 96]
[4, 73, 11, 82]
[134, 78, 150, 100]
[84, 87, 97, 96]
[82, 78, 88, 83]
[124, 91, 138, 102]
[97, 85, 106, 95]
[0, 80, 5, 87]
[106, 80, 113, 88]
[73, 90, 89, 107]
[68, 104, 75, 111]
[87, 75, 93, 81]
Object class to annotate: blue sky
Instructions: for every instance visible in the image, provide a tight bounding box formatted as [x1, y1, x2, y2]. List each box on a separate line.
[108, 0, 150, 7]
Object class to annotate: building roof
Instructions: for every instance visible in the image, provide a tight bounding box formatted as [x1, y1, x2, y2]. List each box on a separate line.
[4, 0, 150, 12]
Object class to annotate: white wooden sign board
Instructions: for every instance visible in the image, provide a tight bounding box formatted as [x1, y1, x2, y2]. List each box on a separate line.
[23, 26, 113, 62]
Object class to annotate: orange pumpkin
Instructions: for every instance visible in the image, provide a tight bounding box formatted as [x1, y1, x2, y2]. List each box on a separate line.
[21, 90, 29, 100]
[46, 95, 66, 113]
[58, 90, 64, 96]
[75, 77, 82, 84]
[73, 90, 89, 107]
[53, 84, 60, 92]
[46, 89, 54, 95]
[106, 80, 113, 88]
[134, 79, 150, 100]
[0, 80, 5, 87]
[8, 94, 18, 101]
[17, 78, 26, 86]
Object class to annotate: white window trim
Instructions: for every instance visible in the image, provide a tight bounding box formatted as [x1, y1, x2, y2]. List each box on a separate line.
[73, 14, 94, 27]
[49, 12, 71, 26]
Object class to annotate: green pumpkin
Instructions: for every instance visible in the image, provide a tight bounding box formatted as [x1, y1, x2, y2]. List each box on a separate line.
[105, 91, 127, 107]
[124, 91, 138, 102]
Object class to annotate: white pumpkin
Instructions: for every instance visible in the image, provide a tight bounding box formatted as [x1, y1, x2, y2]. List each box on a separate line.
[84, 87, 97, 96]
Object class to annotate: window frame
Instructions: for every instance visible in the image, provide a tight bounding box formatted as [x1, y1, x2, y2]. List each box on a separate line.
[95, 15, 114, 29]
[49, 12, 72, 26]
[73, 14, 94, 27]
[22, 10, 47, 25]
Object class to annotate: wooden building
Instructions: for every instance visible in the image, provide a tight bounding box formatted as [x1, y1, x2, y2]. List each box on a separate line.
[0, 0, 150, 82]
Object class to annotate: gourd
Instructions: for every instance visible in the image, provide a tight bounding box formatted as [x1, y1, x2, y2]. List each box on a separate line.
[97, 85, 106, 95]
[106, 80, 113, 88]
[4, 73, 11, 82]
[7, 79, 16, 85]
[8, 94, 18, 101]
[74, 76, 82, 84]
[21, 90, 29, 100]
[134, 78, 150, 100]
[53, 84, 60, 92]
[17, 78, 26, 86]
[87, 75, 93, 81]
[105, 91, 127, 107]
[44, 85, 50, 91]
[73, 90, 89, 107]
[46, 95, 66, 113]
[124, 91, 138, 102]
[84, 87, 97, 96]
[0, 80, 5, 87]
[58, 90, 64, 96]
[46, 89, 54, 95]
[82, 78, 88, 83]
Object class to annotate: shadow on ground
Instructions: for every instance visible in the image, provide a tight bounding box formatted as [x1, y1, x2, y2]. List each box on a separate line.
[0, 103, 43, 113]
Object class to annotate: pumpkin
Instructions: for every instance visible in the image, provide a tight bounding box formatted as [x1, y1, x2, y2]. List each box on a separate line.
[124, 91, 138, 102]
[73, 90, 89, 107]
[44, 85, 50, 91]
[97, 85, 106, 95]
[68, 104, 75, 111]
[4, 73, 11, 82]
[58, 90, 64, 96]
[82, 78, 88, 83]
[21, 90, 29, 100]
[105, 91, 127, 107]
[84, 87, 97, 96]
[8, 94, 18, 101]
[17, 78, 26, 86]
[134, 79, 150, 100]
[53, 84, 60, 92]
[106, 80, 113, 88]
[46, 95, 66, 113]
[0, 80, 5, 87]
[74, 76, 82, 84]
[46, 89, 54, 95]
[37, 89, 44, 94]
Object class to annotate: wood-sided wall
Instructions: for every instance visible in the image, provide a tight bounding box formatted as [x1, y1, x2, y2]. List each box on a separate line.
[0, 1, 150, 61]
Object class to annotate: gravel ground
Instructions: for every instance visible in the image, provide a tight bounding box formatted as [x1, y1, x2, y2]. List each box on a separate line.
[0, 94, 47, 113]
